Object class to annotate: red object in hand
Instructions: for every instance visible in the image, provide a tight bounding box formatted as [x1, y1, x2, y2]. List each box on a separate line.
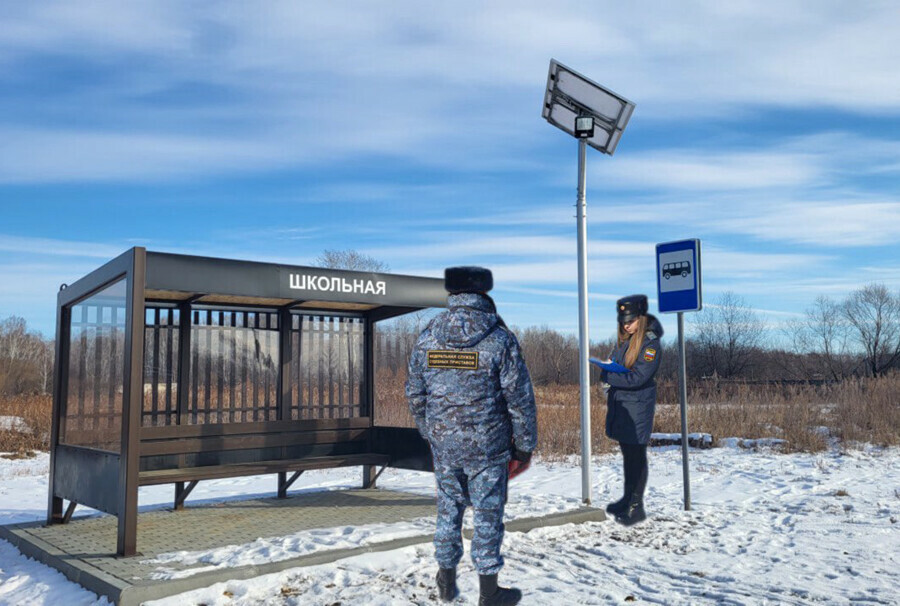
[507, 458, 531, 480]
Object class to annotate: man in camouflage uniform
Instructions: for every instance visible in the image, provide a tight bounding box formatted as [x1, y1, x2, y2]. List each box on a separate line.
[407, 266, 537, 606]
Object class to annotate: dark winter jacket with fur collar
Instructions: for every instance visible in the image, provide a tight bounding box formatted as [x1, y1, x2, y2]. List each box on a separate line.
[603, 315, 663, 445]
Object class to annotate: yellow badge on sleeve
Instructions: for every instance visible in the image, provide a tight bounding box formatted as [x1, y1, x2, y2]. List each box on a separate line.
[643, 348, 657, 362]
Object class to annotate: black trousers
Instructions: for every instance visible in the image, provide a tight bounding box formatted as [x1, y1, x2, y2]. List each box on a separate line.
[620, 443, 648, 500]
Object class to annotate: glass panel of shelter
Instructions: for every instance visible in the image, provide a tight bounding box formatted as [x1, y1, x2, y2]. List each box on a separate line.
[188, 308, 279, 425]
[373, 318, 418, 428]
[290, 314, 365, 421]
[141, 307, 366, 425]
[62, 279, 127, 452]
[143, 307, 179, 427]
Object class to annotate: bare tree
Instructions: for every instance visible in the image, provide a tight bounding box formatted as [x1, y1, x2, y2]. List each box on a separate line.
[691, 291, 765, 379]
[519, 326, 578, 385]
[315, 249, 409, 393]
[0, 315, 51, 394]
[842, 283, 900, 377]
[38, 339, 54, 395]
[784, 295, 856, 380]
[314, 249, 390, 273]
[0, 316, 29, 362]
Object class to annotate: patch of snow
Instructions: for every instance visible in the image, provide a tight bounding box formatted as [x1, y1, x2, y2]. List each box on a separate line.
[719, 436, 788, 449]
[143, 518, 439, 580]
[0, 416, 30, 432]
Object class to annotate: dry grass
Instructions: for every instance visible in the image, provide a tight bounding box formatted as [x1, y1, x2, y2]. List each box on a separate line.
[373, 370, 900, 456]
[375, 369, 417, 427]
[533, 383, 617, 457]
[653, 383, 830, 453]
[2, 372, 897, 457]
[831, 373, 900, 447]
[534, 382, 833, 454]
[0, 394, 51, 452]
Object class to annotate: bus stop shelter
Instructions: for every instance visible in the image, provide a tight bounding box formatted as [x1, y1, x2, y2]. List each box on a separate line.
[47, 247, 446, 556]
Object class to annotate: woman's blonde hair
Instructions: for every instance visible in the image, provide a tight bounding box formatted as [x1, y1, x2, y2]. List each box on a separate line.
[617, 315, 648, 369]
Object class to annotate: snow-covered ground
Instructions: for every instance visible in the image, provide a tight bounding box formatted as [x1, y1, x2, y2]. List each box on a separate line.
[0, 444, 898, 605]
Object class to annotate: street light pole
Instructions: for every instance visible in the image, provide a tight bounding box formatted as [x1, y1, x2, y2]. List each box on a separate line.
[542, 59, 634, 508]
[576, 138, 591, 505]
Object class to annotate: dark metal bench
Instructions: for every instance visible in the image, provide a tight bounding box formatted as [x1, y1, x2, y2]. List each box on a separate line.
[141, 454, 392, 507]
[137, 419, 393, 508]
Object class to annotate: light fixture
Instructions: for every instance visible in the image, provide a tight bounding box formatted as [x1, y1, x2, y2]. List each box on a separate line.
[543, 59, 634, 155]
[574, 115, 594, 138]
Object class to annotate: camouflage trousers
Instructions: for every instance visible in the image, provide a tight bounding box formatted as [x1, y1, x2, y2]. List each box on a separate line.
[433, 461, 508, 576]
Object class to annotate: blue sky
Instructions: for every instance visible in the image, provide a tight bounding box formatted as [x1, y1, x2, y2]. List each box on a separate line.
[1, 1, 899, 342]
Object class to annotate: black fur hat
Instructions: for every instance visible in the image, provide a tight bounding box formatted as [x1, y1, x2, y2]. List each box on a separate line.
[445, 266, 493, 294]
[617, 294, 649, 324]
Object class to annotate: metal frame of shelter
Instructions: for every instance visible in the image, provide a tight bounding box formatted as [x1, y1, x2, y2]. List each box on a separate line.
[47, 248, 446, 556]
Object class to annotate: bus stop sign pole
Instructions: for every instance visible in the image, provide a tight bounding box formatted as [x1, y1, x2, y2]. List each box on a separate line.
[656, 239, 702, 511]
[677, 311, 690, 510]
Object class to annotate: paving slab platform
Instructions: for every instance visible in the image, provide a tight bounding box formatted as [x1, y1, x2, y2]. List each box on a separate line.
[0, 489, 605, 605]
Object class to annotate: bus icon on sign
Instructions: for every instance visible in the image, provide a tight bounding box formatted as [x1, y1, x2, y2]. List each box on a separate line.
[663, 261, 691, 279]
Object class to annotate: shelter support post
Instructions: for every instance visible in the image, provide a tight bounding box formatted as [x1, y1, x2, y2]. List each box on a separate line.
[47, 298, 70, 525]
[48, 497, 64, 525]
[117, 248, 146, 557]
[363, 316, 377, 489]
[363, 464, 377, 489]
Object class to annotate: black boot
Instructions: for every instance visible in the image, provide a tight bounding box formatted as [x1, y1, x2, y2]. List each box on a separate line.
[616, 445, 648, 526]
[436, 567, 458, 602]
[605, 484, 634, 516]
[615, 490, 647, 526]
[478, 574, 522, 606]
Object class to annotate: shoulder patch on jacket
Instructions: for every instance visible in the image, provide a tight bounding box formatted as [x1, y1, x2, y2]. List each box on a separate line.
[643, 348, 657, 362]
[428, 350, 479, 370]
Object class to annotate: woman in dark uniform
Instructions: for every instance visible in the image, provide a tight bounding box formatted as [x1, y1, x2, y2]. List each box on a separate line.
[601, 294, 663, 526]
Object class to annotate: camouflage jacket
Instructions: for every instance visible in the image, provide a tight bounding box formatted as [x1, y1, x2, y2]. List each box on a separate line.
[406, 293, 538, 468]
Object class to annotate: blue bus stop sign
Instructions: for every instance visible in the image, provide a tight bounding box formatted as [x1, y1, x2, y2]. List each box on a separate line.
[656, 239, 702, 313]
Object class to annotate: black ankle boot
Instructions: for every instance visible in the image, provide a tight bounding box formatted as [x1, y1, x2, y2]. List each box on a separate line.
[614, 496, 646, 526]
[605, 484, 634, 516]
[478, 574, 522, 606]
[436, 567, 458, 602]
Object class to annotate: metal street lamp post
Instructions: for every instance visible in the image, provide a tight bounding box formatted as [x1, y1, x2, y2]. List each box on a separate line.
[542, 60, 635, 505]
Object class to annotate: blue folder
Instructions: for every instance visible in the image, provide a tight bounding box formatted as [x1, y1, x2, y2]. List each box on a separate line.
[589, 357, 629, 373]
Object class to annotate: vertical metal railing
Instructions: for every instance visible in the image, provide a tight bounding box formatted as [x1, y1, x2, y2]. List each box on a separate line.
[288, 314, 365, 421]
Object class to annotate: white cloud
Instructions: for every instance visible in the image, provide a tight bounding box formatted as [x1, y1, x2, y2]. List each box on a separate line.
[367, 235, 653, 262]
[590, 131, 900, 193]
[596, 150, 822, 191]
[0, 262, 96, 335]
[0, 129, 289, 183]
[502, 285, 624, 302]
[702, 247, 831, 280]
[0, 235, 126, 259]
[0, 2, 897, 182]
[709, 198, 900, 246]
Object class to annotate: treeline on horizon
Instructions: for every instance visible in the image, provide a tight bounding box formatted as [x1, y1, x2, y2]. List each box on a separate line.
[521, 284, 900, 386]
[2, 283, 900, 398]
[376, 283, 900, 388]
